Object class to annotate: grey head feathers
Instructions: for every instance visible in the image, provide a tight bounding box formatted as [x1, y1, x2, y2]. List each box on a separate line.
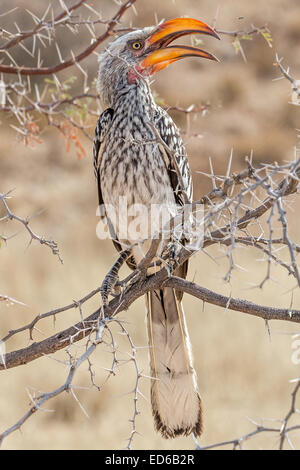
[97, 28, 154, 108]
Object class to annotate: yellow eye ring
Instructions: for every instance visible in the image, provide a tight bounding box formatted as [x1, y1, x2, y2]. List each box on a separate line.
[131, 41, 142, 50]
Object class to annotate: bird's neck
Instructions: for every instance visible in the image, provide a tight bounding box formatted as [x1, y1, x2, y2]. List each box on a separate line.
[100, 72, 156, 115]
[114, 79, 157, 117]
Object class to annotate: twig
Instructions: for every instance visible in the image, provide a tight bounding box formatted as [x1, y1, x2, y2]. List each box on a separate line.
[0, 0, 137, 75]
[0, 190, 63, 263]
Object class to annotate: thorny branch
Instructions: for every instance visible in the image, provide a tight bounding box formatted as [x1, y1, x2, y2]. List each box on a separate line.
[0, 0, 87, 51]
[275, 54, 300, 102]
[0, 190, 63, 262]
[0, 0, 137, 145]
[193, 380, 300, 450]
[0, 0, 137, 75]
[0, 318, 105, 447]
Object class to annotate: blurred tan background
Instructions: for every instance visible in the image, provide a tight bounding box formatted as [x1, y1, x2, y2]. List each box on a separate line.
[1, 0, 300, 450]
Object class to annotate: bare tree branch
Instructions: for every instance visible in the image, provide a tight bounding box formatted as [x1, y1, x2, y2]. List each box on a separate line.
[0, 190, 62, 262]
[0, 0, 87, 51]
[195, 380, 300, 449]
[275, 54, 300, 100]
[0, 318, 105, 447]
[0, 0, 137, 75]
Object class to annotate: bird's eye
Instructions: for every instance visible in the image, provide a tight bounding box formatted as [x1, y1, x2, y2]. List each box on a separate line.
[131, 41, 143, 50]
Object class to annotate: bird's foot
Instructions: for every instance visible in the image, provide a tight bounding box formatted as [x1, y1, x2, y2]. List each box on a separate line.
[161, 240, 181, 273]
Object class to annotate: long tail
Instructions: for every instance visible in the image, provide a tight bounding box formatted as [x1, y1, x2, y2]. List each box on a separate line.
[146, 287, 202, 439]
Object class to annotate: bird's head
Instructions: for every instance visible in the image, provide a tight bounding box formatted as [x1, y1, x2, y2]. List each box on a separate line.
[98, 17, 219, 107]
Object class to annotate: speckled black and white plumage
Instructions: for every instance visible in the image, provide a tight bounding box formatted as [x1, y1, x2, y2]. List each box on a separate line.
[94, 81, 192, 226]
[93, 26, 202, 439]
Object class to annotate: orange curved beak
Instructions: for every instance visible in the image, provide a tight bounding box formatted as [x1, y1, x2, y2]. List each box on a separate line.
[140, 18, 219, 74]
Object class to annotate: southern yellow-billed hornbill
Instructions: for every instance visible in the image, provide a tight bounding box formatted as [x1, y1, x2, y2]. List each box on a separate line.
[93, 18, 219, 439]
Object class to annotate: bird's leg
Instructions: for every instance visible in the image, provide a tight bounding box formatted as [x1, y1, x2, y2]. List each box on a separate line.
[101, 249, 131, 307]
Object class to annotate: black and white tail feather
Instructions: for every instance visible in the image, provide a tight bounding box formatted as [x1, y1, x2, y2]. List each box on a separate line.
[147, 287, 202, 438]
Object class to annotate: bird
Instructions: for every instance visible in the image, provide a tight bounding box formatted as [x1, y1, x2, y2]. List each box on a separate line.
[93, 17, 219, 439]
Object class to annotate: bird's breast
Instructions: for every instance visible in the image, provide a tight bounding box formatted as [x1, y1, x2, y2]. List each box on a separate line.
[99, 116, 177, 249]
[100, 118, 174, 208]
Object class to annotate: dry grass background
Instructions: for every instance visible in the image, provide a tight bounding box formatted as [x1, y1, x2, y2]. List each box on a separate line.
[1, 0, 300, 450]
